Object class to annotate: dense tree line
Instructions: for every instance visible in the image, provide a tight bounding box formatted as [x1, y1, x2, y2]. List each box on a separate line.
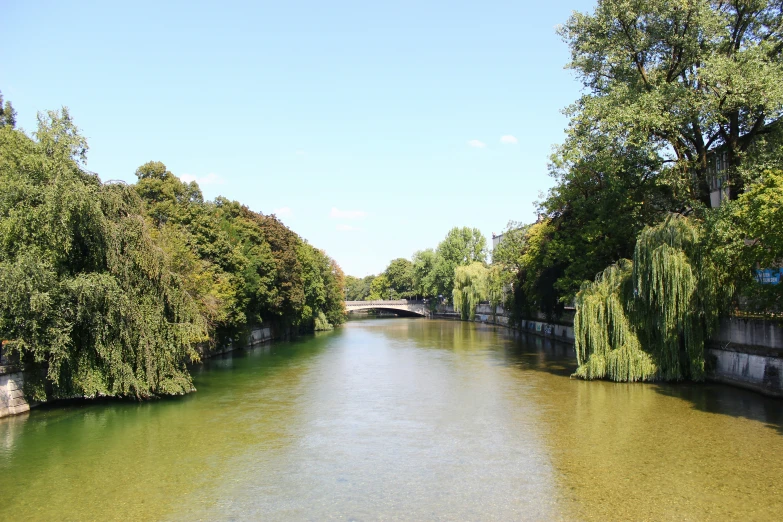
[491, 0, 783, 382]
[0, 99, 345, 402]
[345, 227, 490, 305]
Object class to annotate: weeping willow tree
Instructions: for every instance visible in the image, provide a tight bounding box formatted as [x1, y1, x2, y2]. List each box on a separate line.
[314, 311, 333, 331]
[573, 259, 657, 381]
[574, 214, 727, 382]
[452, 262, 488, 321]
[0, 110, 207, 401]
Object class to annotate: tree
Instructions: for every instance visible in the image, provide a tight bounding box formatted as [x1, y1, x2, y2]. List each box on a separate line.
[297, 242, 346, 330]
[0, 91, 16, 128]
[345, 274, 376, 301]
[703, 167, 783, 312]
[491, 222, 530, 271]
[487, 264, 509, 320]
[574, 214, 731, 382]
[433, 227, 487, 299]
[344, 275, 364, 300]
[452, 262, 489, 321]
[0, 99, 346, 405]
[560, 0, 783, 204]
[35, 107, 88, 165]
[367, 274, 391, 300]
[0, 110, 206, 400]
[493, 220, 566, 321]
[540, 132, 676, 300]
[384, 258, 414, 298]
[411, 249, 437, 298]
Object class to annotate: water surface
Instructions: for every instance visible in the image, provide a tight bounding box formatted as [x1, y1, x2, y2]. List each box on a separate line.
[1, 318, 781, 520]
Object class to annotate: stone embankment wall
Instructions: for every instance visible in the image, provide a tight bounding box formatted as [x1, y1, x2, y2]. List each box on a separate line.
[198, 325, 274, 358]
[436, 303, 783, 398]
[0, 371, 29, 419]
[707, 318, 783, 397]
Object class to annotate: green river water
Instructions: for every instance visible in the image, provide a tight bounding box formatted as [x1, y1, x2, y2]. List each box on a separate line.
[1, 318, 782, 521]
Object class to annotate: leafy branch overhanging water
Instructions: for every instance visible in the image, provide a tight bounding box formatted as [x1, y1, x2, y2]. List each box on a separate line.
[574, 215, 729, 382]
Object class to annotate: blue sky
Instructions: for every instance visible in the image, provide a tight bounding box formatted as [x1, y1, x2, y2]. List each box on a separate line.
[3, 0, 595, 276]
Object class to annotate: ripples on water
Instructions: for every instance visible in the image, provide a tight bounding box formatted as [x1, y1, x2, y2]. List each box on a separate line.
[1, 318, 781, 520]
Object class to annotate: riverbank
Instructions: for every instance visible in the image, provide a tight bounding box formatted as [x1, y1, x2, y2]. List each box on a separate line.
[0, 324, 285, 419]
[450, 305, 783, 399]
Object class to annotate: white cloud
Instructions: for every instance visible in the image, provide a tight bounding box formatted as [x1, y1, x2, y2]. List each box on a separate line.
[500, 135, 518, 144]
[467, 139, 486, 148]
[179, 172, 224, 185]
[336, 224, 363, 232]
[330, 207, 367, 219]
[273, 206, 292, 217]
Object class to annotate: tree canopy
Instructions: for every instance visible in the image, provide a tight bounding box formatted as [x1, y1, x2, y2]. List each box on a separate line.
[560, 0, 783, 203]
[432, 227, 487, 299]
[0, 97, 346, 402]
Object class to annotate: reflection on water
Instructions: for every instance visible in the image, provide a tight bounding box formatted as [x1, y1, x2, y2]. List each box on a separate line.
[0, 318, 781, 520]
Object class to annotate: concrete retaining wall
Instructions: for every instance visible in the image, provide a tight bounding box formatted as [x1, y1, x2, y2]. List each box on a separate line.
[517, 319, 575, 343]
[0, 372, 30, 418]
[248, 326, 273, 347]
[707, 318, 783, 397]
[467, 310, 783, 398]
[710, 317, 782, 352]
[707, 346, 783, 397]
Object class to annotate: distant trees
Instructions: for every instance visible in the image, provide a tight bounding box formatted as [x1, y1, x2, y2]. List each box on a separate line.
[452, 263, 489, 321]
[412, 249, 437, 298]
[344, 275, 374, 301]
[432, 227, 487, 298]
[345, 227, 489, 306]
[0, 91, 16, 128]
[384, 258, 414, 298]
[368, 274, 391, 300]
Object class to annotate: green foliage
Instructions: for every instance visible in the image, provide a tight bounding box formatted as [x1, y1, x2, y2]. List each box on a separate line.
[573, 260, 655, 381]
[433, 227, 487, 300]
[0, 91, 16, 128]
[411, 249, 437, 298]
[345, 274, 374, 301]
[703, 168, 783, 313]
[0, 113, 206, 401]
[133, 162, 346, 341]
[0, 98, 345, 403]
[574, 215, 728, 382]
[543, 132, 677, 300]
[486, 264, 508, 319]
[384, 258, 414, 298]
[314, 311, 333, 331]
[452, 262, 489, 321]
[499, 0, 783, 330]
[347, 227, 488, 304]
[367, 274, 391, 300]
[498, 220, 566, 321]
[297, 242, 346, 330]
[560, 0, 783, 203]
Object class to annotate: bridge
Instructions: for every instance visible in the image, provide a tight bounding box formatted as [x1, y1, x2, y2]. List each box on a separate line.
[344, 300, 431, 318]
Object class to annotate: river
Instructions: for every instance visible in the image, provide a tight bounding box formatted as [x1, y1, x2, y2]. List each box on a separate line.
[1, 318, 782, 520]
